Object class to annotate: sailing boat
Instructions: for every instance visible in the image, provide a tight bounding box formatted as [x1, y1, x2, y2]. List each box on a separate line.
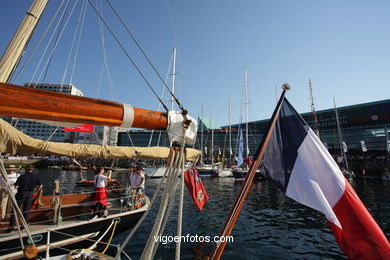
[232, 68, 251, 180]
[197, 111, 220, 176]
[333, 98, 355, 179]
[0, 1, 199, 259]
[218, 97, 233, 177]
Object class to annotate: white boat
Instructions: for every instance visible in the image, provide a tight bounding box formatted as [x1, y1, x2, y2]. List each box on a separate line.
[218, 168, 232, 177]
[144, 166, 167, 178]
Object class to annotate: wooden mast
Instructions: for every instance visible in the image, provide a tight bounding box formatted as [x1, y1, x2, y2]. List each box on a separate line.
[0, 0, 49, 83]
[0, 83, 168, 130]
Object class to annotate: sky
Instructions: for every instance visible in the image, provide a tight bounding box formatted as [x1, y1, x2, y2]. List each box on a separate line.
[1, 0, 390, 127]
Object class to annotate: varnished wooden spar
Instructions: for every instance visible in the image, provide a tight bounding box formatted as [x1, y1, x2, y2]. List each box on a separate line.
[0, 83, 168, 130]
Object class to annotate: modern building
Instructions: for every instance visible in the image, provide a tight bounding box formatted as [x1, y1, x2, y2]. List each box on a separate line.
[118, 98, 390, 173]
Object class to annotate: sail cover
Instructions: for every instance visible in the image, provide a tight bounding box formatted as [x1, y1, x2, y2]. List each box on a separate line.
[0, 119, 201, 161]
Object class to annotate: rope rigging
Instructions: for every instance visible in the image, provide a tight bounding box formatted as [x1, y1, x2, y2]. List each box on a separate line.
[87, 0, 169, 113]
[104, 0, 185, 112]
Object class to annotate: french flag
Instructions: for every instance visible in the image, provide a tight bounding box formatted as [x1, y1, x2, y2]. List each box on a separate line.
[259, 98, 390, 259]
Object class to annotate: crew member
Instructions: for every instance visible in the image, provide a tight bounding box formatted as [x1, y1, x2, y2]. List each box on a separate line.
[0, 165, 19, 221]
[9, 164, 42, 231]
[129, 164, 145, 209]
[91, 167, 111, 219]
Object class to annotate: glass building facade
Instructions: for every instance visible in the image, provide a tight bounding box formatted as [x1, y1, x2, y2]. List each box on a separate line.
[118, 98, 390, 174]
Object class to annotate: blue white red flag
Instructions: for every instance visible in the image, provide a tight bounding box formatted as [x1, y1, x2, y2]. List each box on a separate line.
[258, 98, 390, 259]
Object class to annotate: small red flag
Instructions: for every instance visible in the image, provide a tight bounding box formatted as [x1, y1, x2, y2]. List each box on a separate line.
[184, 165, 209, 211]
[64, 124, 94, 133]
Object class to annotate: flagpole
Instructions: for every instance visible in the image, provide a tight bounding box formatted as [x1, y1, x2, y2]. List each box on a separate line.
[209, 84, 291, 260]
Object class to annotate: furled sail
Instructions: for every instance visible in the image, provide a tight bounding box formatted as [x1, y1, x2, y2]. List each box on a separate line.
[0, 119, 201, 161]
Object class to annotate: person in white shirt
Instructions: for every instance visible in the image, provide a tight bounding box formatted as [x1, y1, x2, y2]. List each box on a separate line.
[129, 165, 145, 192]
[0, 165, 19, 221]
[129, 165, 145, 210]
[90, 167, 111, 219]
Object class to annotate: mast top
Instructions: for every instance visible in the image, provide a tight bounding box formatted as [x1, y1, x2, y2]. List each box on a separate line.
[282, 83, 291, 91]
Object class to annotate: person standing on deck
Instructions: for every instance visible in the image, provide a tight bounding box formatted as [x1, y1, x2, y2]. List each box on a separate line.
[91, 167, 111, 219]
[0, 165, 19, 221]
[8, 164, 42, 231]
[129, 164, 145, 209]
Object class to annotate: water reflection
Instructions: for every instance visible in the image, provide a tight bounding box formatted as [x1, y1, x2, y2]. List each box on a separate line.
[33, 170, 388, 259]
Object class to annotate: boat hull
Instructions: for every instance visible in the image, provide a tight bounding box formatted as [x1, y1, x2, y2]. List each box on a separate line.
[197, 169, 218, 177]
[218, 169, 233, 177]
[0, 201, 148, 259]
[232, 169, 246, 180]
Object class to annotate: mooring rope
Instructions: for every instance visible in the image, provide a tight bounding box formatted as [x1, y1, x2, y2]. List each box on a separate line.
[101, 218, 119, 254]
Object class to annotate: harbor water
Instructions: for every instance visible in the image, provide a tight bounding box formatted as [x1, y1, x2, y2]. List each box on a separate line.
[38, 169, 389, 259]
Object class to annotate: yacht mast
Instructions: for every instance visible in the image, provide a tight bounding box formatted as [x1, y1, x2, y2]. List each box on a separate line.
[211, 111, 215, 164]
[244, 68, 249, 159]
[200, 106, 204, 163]
[168, 48, 177, 146]
[229, 95, 232, 165]
[170, 48, 177, 111]
[334, 98, 349, 170]
[309, 79, 320, 137]
[0, 0, 49, 83]
[385, 125, 389, 170]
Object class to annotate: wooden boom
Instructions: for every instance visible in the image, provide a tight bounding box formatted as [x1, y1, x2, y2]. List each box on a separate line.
[0, 83, 168, 130]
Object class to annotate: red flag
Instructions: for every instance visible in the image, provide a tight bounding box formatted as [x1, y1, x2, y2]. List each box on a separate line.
[64, 124, 94, 133]
[184, 165, 209, 211]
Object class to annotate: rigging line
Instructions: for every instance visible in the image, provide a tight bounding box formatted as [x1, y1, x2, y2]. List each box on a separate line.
[46, 126, 60, 141]
[27, 0, 79, 88]
[165, 0, 180, 53]
[24, 0, 71, 88]
[165, 0, 186, 105]
[103, 0, 184, 112]
[60, 0, 86, 92]
[148, 53, 172, 147]
[87, 0, 169, 113]
[11, 0, 66, 129]
[34, 0, 79, 88]
[10, 0, 66, 128]
[126, 131, 135, 147]
[93, 131, 103, 145]
[42, 0, 68, 82]
[96, 63, 105, 98]
[96, 0, 117, 100]
[69, 0, 88, 85]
